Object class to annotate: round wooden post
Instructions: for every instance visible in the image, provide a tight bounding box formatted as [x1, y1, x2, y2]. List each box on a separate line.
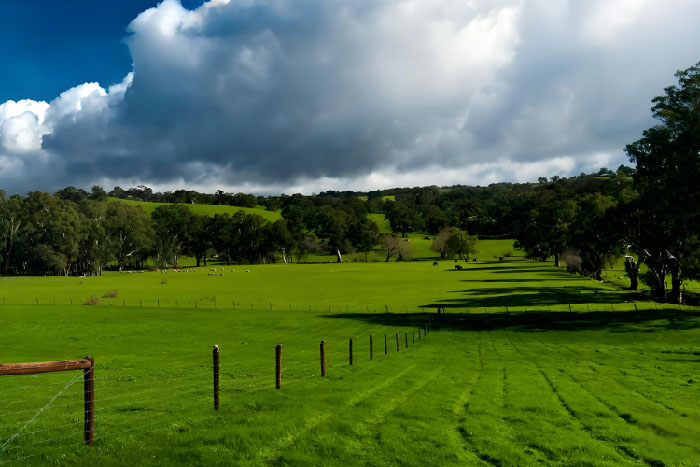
[395, 333, 399, 352]
[349, 338, 353, 365]
[275, 345, 282, 389]
[83, 356, 95, 445]
[213, 345, 219, 410]
[370, 335, 373, 360]
[412, 330, 415, 344]
[405, 332, 408, 348]
[320, 341, 326, 377]
[384, 333, 387, 355]
[418, 328, 421, 341]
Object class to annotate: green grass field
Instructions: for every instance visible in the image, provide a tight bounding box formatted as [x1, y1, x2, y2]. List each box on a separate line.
[106, 198, 282, 222]
[1, 241, 699, 466]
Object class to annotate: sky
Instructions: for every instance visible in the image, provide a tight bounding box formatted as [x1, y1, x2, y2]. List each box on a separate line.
[1, 0, 699, 195]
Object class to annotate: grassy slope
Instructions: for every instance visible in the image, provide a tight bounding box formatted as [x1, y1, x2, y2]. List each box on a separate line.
[106, 197, 282, 222]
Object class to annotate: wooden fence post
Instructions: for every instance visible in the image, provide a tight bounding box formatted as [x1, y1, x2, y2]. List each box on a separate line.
[395, 333, 399, 352]
[405, 332, 408, 348]
[418, 328, 421, 341]
[275, 345, 282, 389]
[349, 338, 353, 365]
[384, 333, 387, 355]
[83, 356, 95, 445]
[213, 345, 219, 410]
[370, 335, 373, 360]
[320, 341, 326, 377]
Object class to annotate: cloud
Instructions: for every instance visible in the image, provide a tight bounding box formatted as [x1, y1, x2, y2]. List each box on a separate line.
[1, 0, 699, 194]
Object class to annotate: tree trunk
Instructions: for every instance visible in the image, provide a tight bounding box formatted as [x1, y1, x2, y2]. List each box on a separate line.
[624, 259, 639, 291]
[554, 252, 560, 268]
[196, 256, 201, 268]
[670, 265, 683, 304]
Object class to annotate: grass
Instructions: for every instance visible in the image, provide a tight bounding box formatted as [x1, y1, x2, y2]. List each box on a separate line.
[1, 241, 699, 465]
[0, 241, 646, 312]
[1, 307, 699, 465]
[106, 198, 282, 222]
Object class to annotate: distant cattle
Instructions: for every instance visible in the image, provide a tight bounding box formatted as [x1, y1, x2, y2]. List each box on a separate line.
[454, 265, 463, 270]
[432, 262, 438, 266]
[473, 258, 477, 263]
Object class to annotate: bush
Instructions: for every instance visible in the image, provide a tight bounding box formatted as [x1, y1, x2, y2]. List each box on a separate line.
[562, 250, 582, 273]
[503, 250, 512, 258]
[84, 296, 100, 306]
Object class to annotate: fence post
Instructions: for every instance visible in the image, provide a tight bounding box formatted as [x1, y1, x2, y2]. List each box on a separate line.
[349, 338, 353, 365]
[370, 335, 373, 360]
[418, 328, 421, 341]
[405, 332, 408, 348]
[275, 345, 282, 389]
[385, 304, 388, 313]
[634, 303, 638, 311]
[412, 330, 415, 344]
[83, 356, 95, 445]
[213, 345, 219, 410]
[384, 333, 387, 355]
[320, 341, 326, 377]
[395, 333, 399, 352]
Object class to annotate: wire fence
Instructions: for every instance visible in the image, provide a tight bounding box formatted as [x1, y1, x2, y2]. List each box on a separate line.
[0, 319, 436, 464]
[0, 295, 697, 314]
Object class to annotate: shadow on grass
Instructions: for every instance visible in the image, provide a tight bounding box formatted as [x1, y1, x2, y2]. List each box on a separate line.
[423, 286, 640, 308]
[458, 278, 578, 283]
[320, 310, 700, 333]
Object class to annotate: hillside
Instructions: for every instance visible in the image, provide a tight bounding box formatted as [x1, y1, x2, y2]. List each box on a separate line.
[106, 197, 282, 221]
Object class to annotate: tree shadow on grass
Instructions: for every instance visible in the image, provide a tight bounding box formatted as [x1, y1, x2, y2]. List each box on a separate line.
[320, 310, 700, 333]
[458, 278, 577, 283]
[422, 286, 640, 308]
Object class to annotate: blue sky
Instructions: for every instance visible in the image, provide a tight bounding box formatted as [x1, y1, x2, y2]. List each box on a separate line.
[1, 0, 699, 195]
[0, 0, 202, 102]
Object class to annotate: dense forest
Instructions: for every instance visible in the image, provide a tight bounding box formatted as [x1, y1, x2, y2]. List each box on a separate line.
[1, 63, 699, 304]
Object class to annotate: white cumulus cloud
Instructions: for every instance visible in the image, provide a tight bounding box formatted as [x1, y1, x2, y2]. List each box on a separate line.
[1, 0, 699, 194]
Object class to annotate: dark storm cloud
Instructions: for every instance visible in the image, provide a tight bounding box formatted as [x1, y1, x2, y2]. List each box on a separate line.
[2, 0, 700, 194]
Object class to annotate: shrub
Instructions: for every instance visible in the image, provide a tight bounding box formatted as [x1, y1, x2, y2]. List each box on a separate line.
[562, 250, 582, 273]
[84, 296, 100, 306]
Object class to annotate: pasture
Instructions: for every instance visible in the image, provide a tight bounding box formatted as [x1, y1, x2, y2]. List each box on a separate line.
[1, 245, 699, 465]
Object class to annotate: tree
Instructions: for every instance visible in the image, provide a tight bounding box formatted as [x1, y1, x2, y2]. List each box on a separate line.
[151, 204, 192, 267]
[429, 228, 450, 259]
[348, 219, 380, 261]
[383, 234, 413, 262]
[445, 228, 478, 260]
[89, 185, 108, 201]
[567, 193, 621, 281]
[625, 61, 700, 303]
[105, 203, 153, 272]
[517, 184, 576, 267]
